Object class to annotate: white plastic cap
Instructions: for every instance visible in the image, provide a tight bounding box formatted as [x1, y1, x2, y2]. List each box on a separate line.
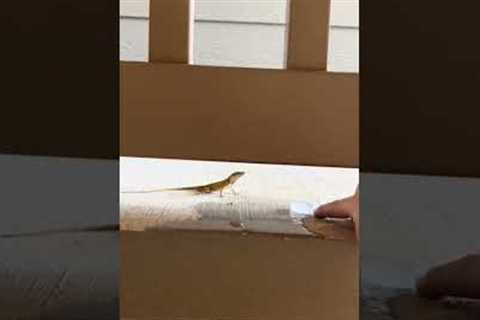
[289, 201, 316, 219]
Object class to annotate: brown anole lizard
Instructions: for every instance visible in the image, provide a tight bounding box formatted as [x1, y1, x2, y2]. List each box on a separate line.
[121, 171, 245, 197]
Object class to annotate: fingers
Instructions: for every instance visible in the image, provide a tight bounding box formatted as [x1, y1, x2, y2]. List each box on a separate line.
[314, 200, 351, 219]
[314, 192, 360, 241]
[314, 196, 357, 219]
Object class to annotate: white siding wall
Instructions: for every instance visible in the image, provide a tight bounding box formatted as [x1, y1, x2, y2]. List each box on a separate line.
[120, 0, 358, 72]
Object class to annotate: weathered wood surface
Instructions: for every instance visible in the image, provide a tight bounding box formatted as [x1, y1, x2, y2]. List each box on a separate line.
[120, 157, 358, 240]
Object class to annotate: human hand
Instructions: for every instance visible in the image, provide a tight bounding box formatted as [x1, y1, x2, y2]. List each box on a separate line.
[314, 187, 359, 240]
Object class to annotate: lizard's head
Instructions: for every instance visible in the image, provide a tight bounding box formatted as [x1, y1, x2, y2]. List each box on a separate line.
[228, 171, 245, 183]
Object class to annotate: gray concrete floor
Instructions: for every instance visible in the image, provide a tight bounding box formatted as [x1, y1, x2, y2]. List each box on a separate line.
[361, 173, 480, 318]
[362, 173, 480, 289]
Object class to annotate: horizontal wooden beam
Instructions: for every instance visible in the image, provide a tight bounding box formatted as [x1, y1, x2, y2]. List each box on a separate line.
[121, 62, 358, 167]
[121, 230, 358, 319]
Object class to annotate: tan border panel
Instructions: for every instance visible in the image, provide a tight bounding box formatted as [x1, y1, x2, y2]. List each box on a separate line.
[286, 0, 331, 70]
[149, 0, 191, 63]
[121, 230, 358, 320]
[121, 62, 358, 167]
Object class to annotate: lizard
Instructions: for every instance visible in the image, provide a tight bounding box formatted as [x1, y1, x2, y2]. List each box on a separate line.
[120, 171, 245, 197]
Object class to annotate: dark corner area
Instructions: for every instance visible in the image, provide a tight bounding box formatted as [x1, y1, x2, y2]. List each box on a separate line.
[0, 1, 119, 159]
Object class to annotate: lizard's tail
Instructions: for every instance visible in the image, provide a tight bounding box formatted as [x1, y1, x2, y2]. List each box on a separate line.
[121, 187, 198, 194]
[120, 188, 171, 194]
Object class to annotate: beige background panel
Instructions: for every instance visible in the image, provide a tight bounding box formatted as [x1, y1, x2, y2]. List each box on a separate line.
[121, 230, 358, 320]
[286, 0, 330, 70]
[121, 63, 358, 167]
